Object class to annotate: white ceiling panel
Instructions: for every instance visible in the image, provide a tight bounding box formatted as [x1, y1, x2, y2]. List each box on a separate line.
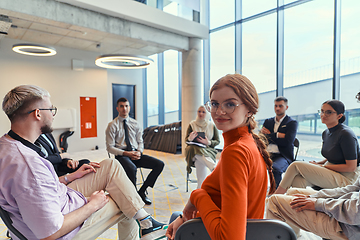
[6, 27, 26, 39]
[56, 36, 93, 49]
[30, 22, 71, 36]
[21, 30, 62, 45]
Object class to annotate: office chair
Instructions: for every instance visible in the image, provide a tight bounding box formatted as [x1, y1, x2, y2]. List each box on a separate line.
[174, 218, 297, 240]
[0, 205, 27, 240]
[294, 138, 300, 160]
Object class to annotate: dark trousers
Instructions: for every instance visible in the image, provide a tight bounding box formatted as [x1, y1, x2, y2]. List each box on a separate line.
[271, 153, 291, 187]
[115, 154, 164, 191]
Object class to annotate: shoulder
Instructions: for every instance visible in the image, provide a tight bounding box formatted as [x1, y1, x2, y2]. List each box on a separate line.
[0, 139, 57, 189]
[129, 117, 141, 128]
[128, 117, 138, 124]
[263, 118, 274, 126]
[283, 116, 298, 128]
[285, 115, 298, 124]
[338, 124, 357, 139]
[107, 117, 118, 126]
[222, 136, 255, 161]
[107, 117, 120, 130]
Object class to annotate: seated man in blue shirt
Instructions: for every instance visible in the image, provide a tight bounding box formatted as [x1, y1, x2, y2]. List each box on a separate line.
[0, 85, 167, 240]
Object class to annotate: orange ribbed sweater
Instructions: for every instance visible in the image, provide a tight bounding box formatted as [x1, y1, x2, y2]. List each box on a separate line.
[190, 126, 268, 240]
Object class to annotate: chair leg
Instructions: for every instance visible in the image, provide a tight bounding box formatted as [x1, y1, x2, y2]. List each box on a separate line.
[186, 172, 189, 192]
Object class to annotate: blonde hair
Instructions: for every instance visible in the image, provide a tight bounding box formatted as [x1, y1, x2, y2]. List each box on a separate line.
[210, 74, 276, 194]
[2, 85, 50, 122]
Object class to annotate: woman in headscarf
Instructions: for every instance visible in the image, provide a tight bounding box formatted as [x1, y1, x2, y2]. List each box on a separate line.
[185, 105, 220, 189]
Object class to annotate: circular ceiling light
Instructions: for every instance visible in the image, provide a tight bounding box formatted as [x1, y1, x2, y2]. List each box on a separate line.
[95, 54, 154, 69]
[12, 43, 57, 56]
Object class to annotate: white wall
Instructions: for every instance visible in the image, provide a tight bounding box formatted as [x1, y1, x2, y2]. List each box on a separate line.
[0, 38, 144, 152]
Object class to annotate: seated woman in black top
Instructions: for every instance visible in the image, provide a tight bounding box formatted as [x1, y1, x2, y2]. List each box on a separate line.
[35, 133, 90, 176]
[275, 100, 360, 194]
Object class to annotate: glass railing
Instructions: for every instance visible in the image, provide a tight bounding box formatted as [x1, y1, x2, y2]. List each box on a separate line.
[133, 0, 200, 22]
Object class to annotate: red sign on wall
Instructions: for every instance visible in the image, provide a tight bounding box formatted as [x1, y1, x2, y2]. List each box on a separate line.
[80, 97, 97, 138]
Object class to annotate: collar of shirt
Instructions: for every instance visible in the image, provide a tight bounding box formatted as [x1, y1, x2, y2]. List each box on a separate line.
[8, 130, 45, 157]
[273, 115, 286, 133]
[275, 115, 286, 124]
[118, 115, 129, 122]
[329, 123, 341, 133]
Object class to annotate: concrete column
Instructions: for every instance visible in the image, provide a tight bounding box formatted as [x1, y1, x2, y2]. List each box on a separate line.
[181, 37, 202, 155]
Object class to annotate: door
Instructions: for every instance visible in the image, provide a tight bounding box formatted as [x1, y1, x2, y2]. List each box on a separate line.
[112, 84, 136, 119]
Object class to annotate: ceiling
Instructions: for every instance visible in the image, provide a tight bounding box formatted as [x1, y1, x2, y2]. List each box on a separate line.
[0, 9, 172, 56]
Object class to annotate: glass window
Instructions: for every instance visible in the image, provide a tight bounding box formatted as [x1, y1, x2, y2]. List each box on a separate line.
[163, 0, 197, 21]
[242, 0, 277, 18]
[146, 0, 157, 8]
[209, 0, 235, 29]
[340, 0, 360, 137]
[242, 13, 277, 121]
[164, 50, 179, 124]
[147, 54, 159, 126]
[283, 0, 298, 5]
[210, 26, 235, 87]
[283, 0, 333, 123]
[164, 1, 178, 15]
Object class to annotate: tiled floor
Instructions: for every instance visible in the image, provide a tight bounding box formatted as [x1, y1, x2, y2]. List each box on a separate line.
[1, 147, 322, 240]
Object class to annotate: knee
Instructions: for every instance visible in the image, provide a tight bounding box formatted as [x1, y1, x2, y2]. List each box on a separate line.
[100, 158, 117, 167]
[158, 160, 165, 169]
[290, 161, 305, 168]
[266, 195, 278, 210]
[153, 159, 164, 170]
[286, 188, 301, 196]
[103, 158, 128, 170]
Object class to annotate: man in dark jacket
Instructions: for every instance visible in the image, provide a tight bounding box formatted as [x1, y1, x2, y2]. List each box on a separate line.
[261, 96, 298, 186]
[35, 133, 90, 176]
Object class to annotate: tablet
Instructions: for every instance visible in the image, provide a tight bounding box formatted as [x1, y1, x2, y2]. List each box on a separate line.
[193, 132, 205, 143]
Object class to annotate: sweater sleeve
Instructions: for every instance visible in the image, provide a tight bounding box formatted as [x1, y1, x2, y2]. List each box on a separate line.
[313, 178, 360, 225]
[190, 145, 249, 240]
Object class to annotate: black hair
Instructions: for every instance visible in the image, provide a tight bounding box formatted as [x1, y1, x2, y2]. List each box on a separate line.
[274, 96, 288, 103]
[117, 97, 129, 105]
[356, 92, 360, 102]
[322, 100, 346, 123]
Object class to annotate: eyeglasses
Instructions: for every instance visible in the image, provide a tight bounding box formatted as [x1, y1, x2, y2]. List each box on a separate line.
[28, 106, 57, 116]
[318, 109, 337, 117]
[205, 101, 243, 114]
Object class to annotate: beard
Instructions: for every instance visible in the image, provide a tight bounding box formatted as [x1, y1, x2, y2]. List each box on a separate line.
[41, 123, 53, 134]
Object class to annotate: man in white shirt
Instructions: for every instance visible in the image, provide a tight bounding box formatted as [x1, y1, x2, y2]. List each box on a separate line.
[105, 97, 164, 205]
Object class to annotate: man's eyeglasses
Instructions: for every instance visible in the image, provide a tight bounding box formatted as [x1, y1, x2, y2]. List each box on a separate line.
[318, 109, 337, 117]
[28, 106, 57, 116]
[205, 101, 243, 114]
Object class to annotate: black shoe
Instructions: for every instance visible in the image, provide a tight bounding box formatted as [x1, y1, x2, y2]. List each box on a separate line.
[138, 191, 152, 205]
[137, 215, 168, 240]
